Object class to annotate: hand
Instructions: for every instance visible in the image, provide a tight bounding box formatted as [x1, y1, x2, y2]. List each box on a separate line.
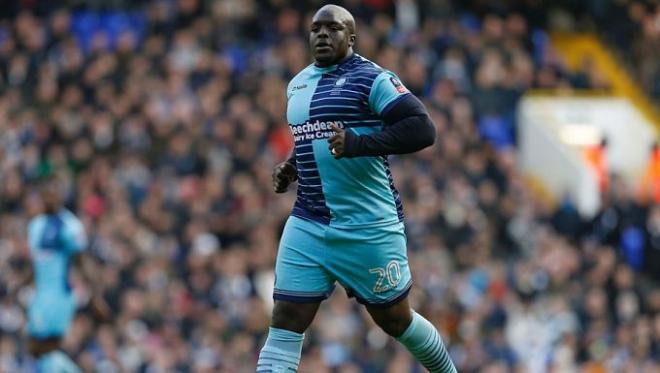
[89, 294, 111, 322]
[328, 124, 346, 159]
[272, 161, 297, 193]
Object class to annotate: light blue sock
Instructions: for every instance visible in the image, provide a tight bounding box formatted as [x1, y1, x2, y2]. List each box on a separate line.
[257, 327, 304, 372]
[396, 310, 457, 373]
[37, 350, 81, 373]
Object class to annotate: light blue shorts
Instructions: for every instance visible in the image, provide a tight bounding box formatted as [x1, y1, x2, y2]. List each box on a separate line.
[27, 291, 77, 339]
[273, 216, 412, 307]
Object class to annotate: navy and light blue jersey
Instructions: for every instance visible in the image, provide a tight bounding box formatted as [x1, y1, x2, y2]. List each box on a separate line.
[27, 209, 87, 296]
[286, 54, 410, 227]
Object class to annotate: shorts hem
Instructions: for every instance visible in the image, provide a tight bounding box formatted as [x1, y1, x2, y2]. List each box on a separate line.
[273, 287, 334, 303]
[353, 280, 413, 309]
[273, 293, 328, 303]
[27, 332, 65, 341]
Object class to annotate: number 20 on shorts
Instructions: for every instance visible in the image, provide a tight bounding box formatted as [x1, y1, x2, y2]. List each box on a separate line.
[369, 260, 402, 293]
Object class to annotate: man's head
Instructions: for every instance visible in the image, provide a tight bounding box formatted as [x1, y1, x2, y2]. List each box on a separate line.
[310, 5, 356, 67]
[38, 175, 64, 214]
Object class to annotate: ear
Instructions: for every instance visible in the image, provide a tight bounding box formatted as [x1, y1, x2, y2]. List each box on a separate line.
[349, 34, 356, 47]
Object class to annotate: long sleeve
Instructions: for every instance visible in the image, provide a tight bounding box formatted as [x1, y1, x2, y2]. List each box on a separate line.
[343, 94, 435, 157]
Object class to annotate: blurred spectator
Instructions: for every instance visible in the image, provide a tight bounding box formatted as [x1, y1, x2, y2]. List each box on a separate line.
[583, 137, 610, 197]
[572, 0, 660, 102]
[639, 141, 660, 204]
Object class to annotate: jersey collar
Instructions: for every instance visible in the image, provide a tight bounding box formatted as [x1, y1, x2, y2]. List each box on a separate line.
[312, 53, 359, 72]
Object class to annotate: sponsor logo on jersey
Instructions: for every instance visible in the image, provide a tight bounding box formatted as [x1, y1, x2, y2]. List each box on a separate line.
[291, 84, 308, 91]
[290, 120, 346, 141]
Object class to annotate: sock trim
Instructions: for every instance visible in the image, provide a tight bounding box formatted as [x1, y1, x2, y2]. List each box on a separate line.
[267, 327, 304, 342]
[397, 309, 421, 343]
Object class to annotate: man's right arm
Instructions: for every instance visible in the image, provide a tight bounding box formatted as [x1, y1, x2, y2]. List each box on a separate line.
[274, 81, 298, 193]
[272, 152, 297, 193]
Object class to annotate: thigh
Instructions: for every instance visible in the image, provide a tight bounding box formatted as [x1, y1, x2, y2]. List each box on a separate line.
[273, 216, 335, 303]
[326, 222, 412, 308]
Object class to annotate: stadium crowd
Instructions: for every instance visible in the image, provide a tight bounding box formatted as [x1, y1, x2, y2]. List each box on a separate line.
[0, 0, 658, 372]
[548, 0, 660, 102]
[604, 0, 660, 101]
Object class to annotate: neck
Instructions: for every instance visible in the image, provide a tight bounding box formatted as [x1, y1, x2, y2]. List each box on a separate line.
[44, 206, 60, 215]
[315, 50, 354, 67]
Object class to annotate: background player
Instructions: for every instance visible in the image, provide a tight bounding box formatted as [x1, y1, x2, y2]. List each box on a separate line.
[260, 5, 456, 373]
[25, 176, 109, 372]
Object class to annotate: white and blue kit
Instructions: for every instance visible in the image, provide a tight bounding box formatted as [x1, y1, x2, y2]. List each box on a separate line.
[275, 54, 419, 306]
[27, 209, 86, 339]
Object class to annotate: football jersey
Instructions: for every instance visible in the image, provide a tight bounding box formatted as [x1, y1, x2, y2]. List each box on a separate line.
[286, 54, 411, 228]
[27, 209, 87, 296]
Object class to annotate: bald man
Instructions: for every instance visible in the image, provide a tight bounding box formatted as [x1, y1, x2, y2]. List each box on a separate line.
[260, 5, 457, 372]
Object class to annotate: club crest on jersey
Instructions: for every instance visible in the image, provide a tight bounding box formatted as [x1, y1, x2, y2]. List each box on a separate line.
[390, 77, 408, 93]
[330, 77, 347, 95]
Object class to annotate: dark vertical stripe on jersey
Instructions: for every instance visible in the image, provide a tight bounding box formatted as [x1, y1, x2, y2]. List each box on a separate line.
[40, 215, 64, 250]
[292, 73, 332, 223]
[383, 158, 404, 220]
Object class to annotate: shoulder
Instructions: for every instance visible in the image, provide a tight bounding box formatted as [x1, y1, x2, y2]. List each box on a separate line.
[27, 215, 46, 249]
[345, 55, 384, 82]
[28, 215, 45, 232]
[345, 56, 407, 95]
[357, 55, 405, 94]
[61, 209, 83, 228]
[288, 64, 316, 88]
[287, 64, 317, 98]
[359, 59, 410, 114]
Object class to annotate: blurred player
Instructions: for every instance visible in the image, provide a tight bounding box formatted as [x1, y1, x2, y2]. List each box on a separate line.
[25, 176, 109, 372]
[258, 4, 457, 372]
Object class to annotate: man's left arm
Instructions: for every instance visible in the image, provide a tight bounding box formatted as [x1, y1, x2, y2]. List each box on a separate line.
[328, 72, 435, 158]
[344, 94, 435, 157]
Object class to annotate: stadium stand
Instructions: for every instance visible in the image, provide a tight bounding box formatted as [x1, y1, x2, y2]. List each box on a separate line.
[0, 0, 658, 372]
[574, 0, 660, 102]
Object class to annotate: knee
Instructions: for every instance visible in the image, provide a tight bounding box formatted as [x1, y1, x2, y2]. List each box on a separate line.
[28, 338, 60, 357]
[271, 307, 300, 331]
[373, 310, 412, 337]
[271, 301, 318, 333]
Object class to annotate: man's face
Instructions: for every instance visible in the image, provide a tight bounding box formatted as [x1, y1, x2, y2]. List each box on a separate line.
[310, 11, 354, 66]
[40, 180, 63, 211]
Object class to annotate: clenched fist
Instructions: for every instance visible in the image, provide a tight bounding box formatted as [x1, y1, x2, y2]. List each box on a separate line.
[272, 161, 298, 193]
[328, 124, 347, 159]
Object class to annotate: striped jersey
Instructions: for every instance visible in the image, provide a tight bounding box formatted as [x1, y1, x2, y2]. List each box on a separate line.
[27, 209, 87, 296]
[286, 54, 411, 228]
